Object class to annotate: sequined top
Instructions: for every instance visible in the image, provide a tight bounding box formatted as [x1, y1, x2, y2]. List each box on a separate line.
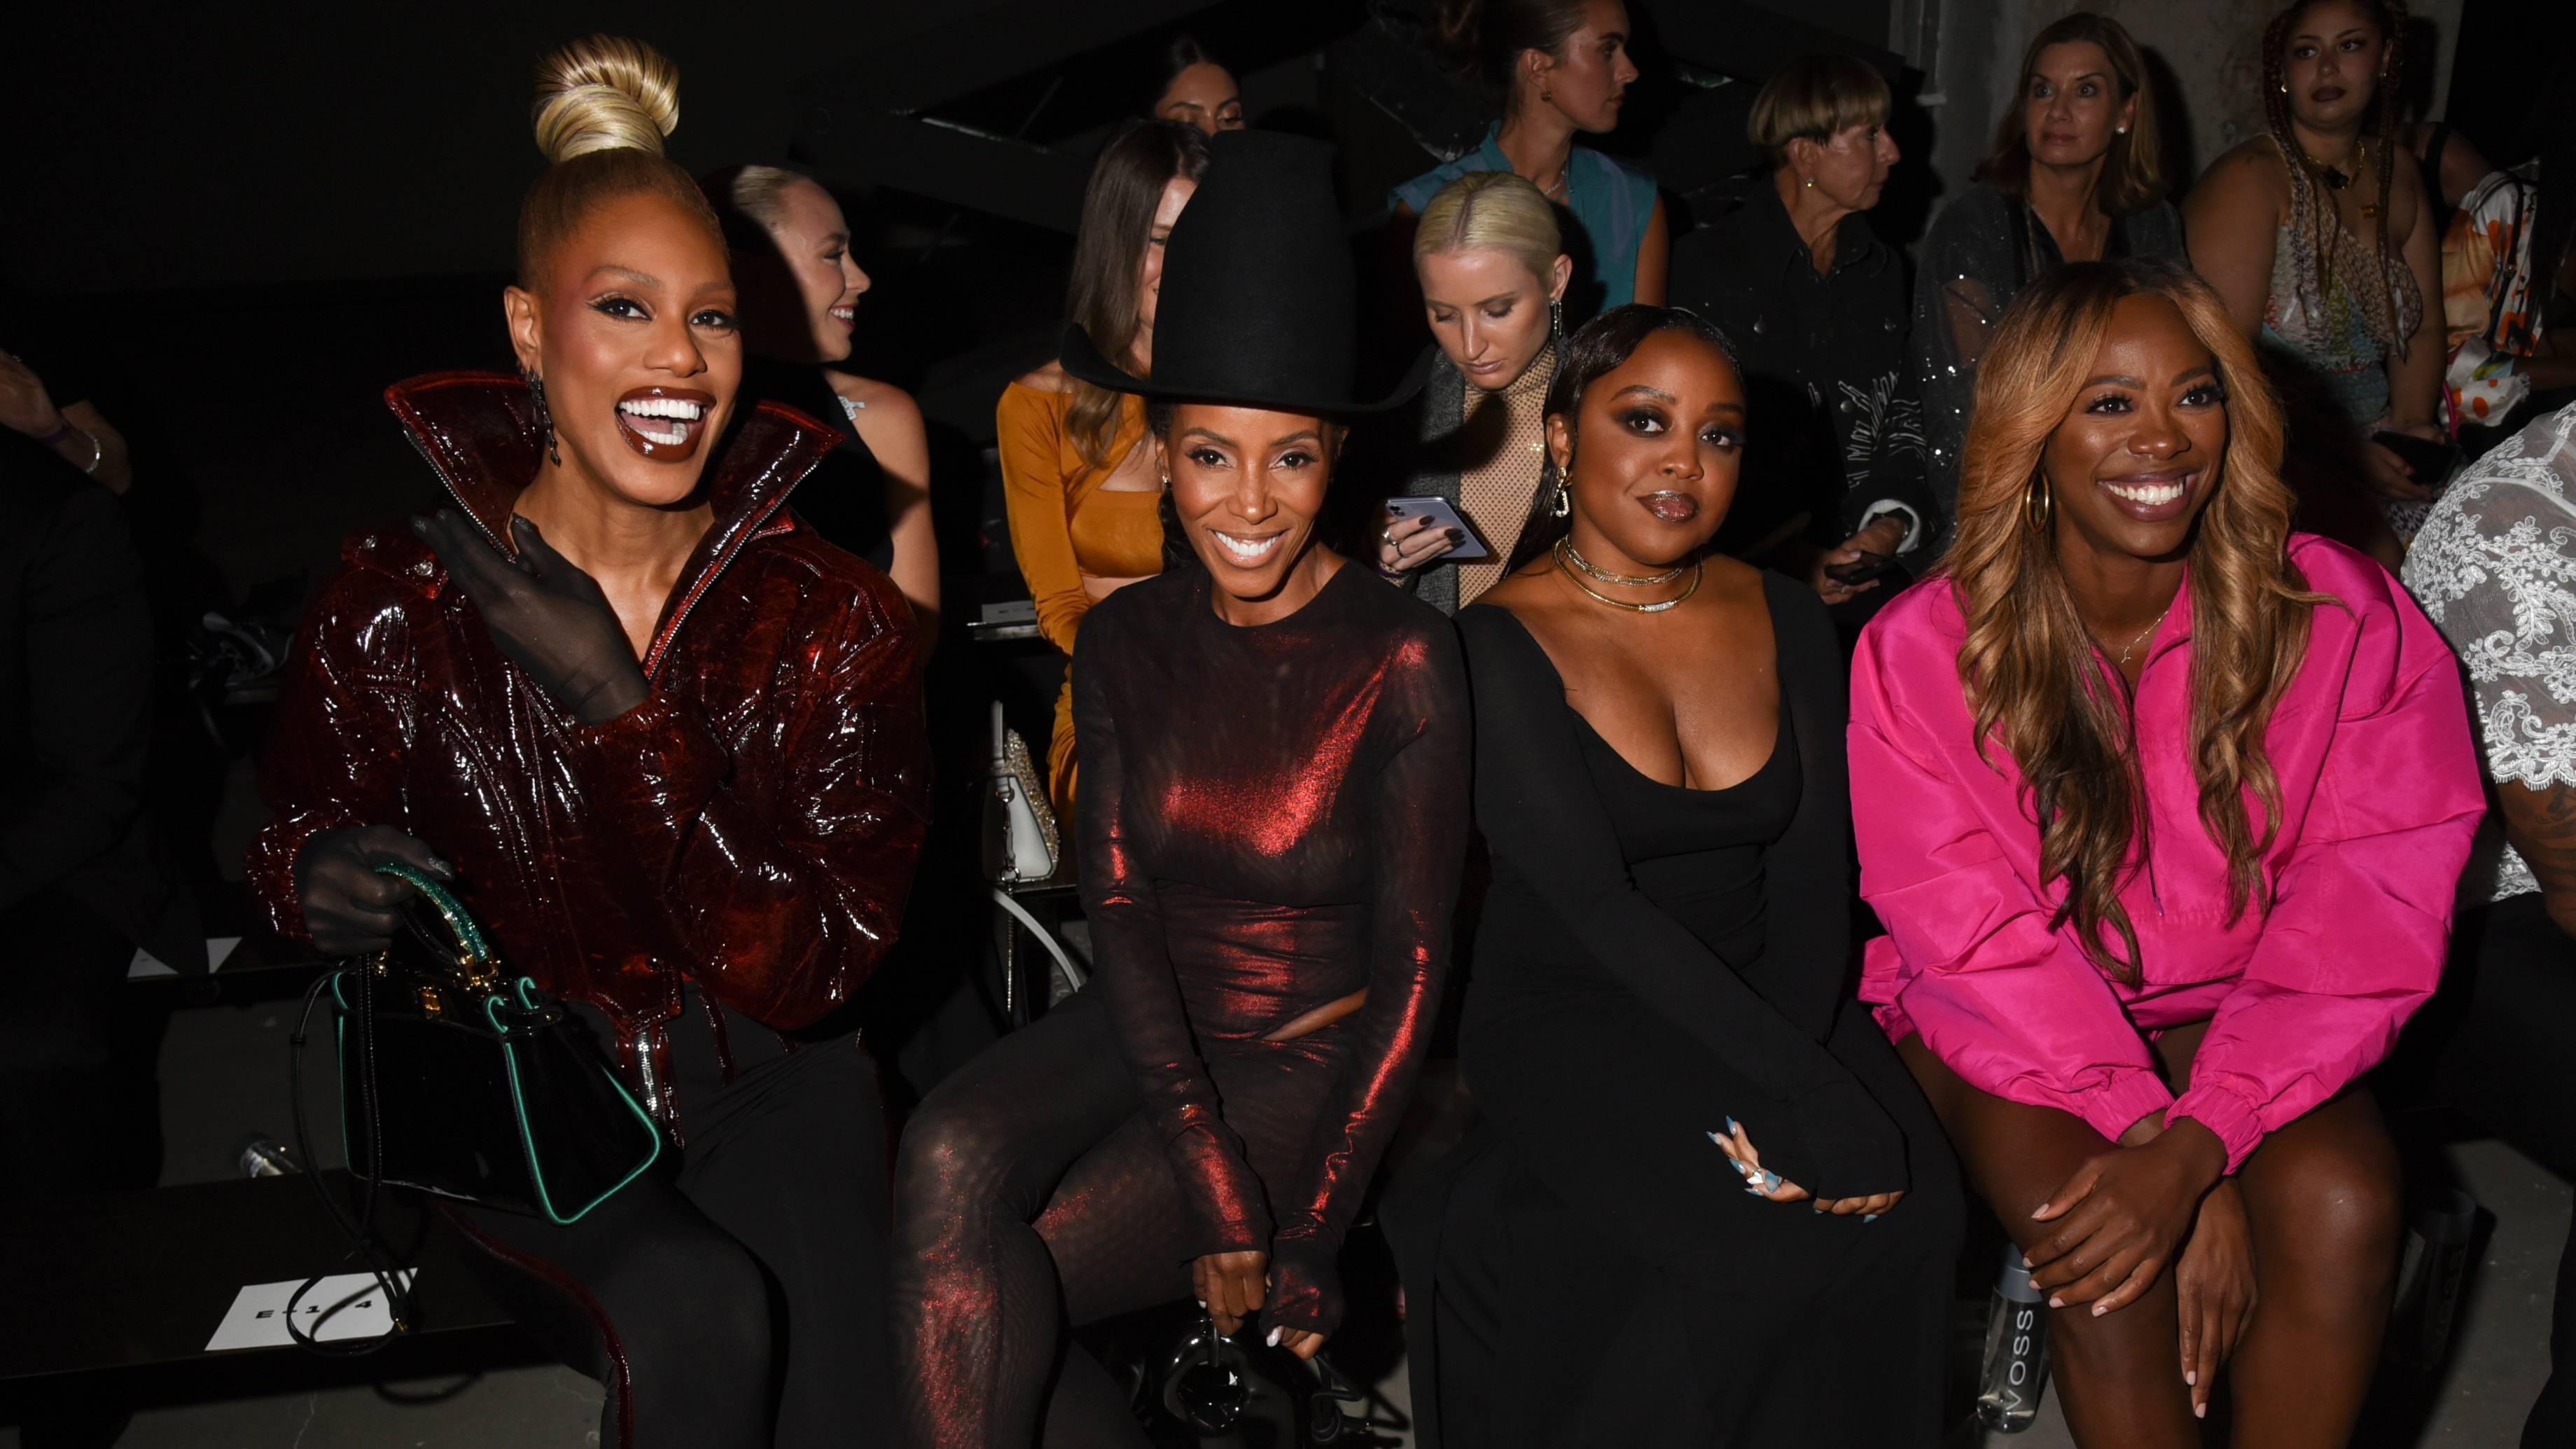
[1073, 560, 1470, 1330]
[1910, 184, 2185, 531]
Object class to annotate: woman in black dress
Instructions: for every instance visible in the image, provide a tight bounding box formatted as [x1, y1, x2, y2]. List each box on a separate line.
[1391, 305, 1961, 1447]
[705, 164, 939, 640]
[887, 131, 1465, 1448]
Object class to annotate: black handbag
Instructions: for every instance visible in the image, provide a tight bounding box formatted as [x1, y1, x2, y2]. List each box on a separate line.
[333, 861, 662, 1221]
[284, 862, 662, 1354]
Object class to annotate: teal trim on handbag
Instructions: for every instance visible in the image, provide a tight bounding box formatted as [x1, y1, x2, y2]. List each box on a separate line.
[486, 977, 662, 1225]
[329, 970, 354, 1172]
[373, 862, 494, 967]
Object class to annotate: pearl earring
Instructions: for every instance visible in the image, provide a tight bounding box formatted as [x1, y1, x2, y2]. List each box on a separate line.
[1802, 176, 1816, 189]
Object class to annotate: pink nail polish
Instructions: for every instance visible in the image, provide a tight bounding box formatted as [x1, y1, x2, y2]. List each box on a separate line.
[2195, 1403, 2207, 1419]
[2092, 1303, 2108, 1317]
[2047, 1297, 2064, 1309]
[2185, 1371, 2196, 1386]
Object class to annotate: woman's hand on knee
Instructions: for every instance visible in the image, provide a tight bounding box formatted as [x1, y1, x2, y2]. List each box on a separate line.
[1192, 1250, 1267, 1337]
[2026, 1118, 2227, 1315]
[2173, 1180, 2257, 1420]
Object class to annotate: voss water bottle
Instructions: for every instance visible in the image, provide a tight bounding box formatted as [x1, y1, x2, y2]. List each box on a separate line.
[1977, 1244, 2050, 1432]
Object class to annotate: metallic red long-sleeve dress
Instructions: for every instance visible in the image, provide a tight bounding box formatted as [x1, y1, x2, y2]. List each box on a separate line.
[891, 560, 1470, 1446]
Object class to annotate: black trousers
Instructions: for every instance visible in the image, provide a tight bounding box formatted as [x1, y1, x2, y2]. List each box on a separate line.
[444, 988, 895, 1449]
[2393, 892, 2576, 1448]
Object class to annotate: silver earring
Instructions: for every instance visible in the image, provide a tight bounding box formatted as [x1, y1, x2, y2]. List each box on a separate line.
[1548, 298, 1564, 342]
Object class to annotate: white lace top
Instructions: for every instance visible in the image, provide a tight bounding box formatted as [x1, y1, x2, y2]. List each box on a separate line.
[2401, 403, 2576, 902]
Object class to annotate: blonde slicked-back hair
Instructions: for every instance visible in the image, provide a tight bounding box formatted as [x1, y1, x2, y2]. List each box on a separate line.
[516, 35, 723, 289]
[1412, 171, 1564, 286]
[1748, 53, 1893, 168]
[1946, 260, 2323, 983]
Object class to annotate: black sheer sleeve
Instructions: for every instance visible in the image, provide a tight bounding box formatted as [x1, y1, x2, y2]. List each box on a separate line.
[1456, 599, 1905, 1196]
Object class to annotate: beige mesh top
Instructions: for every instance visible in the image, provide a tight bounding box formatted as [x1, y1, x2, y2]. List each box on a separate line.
[1454, 345, 1556, 606]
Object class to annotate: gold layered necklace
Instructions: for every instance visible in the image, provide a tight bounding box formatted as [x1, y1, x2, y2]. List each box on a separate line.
[1554, 537, 1701, 613]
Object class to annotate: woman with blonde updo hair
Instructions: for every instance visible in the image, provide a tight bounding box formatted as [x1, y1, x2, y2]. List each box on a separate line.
[246, 34, 928, 1448]
[1374, 169, 1571, 611]
[1852, 260, 2480, 1443]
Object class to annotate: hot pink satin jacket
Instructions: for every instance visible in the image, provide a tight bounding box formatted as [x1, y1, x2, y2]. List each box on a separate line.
[1850, 536, 2482, 1172]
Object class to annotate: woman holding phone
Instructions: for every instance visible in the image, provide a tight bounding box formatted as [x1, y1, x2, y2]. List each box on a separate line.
[1377, 170, 1571, 612]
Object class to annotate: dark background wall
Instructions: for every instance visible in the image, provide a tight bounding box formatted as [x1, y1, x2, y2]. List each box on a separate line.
[9, 1, 993, 292]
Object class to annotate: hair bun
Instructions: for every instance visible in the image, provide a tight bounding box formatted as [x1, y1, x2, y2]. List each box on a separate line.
[531, 34, 681, 165]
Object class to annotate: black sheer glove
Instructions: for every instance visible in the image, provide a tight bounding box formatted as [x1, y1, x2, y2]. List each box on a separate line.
[295, 825, 454, 956]
[411, 511, 649, 724]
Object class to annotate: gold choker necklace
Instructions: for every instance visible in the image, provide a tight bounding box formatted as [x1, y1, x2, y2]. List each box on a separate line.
[1560, 537, 1685, 587]
[1554, 539, 1701, 613]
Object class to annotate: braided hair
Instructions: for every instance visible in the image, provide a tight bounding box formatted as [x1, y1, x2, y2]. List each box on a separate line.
[2258, 0, 2411, 356]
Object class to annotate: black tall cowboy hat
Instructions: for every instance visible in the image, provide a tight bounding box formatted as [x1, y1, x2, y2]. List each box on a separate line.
[1059, 128, 1426, 415]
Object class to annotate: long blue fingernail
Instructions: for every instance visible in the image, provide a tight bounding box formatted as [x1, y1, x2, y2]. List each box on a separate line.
[1863, 1214, 1879, 1223]
[1762, 1170, 1781, 1191]
[1724, 1116, 1739, 1133]
[1707, 1131, 1722, 1144]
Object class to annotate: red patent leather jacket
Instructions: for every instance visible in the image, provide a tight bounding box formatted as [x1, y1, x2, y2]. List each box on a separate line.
[246, 372, 931, 1119]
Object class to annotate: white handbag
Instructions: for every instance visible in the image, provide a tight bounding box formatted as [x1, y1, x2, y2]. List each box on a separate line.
[981, 702, 1085, 994]
[982, 701, 1059, 886]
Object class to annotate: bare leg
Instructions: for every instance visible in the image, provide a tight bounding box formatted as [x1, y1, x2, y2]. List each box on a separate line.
[1899, 1035, 2199, 1448]
[2223, 1087, 2402, 1447]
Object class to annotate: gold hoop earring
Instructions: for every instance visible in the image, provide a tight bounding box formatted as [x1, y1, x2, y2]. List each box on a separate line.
[2023, 473, 2054, 533]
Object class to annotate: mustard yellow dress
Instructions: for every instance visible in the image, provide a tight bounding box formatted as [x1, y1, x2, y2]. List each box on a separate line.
[996, 380, 1165, 820]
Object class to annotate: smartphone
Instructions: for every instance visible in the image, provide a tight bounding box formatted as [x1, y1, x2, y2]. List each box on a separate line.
[2370, 430, 2461, 487]
[1384, 496, 1492, 562]
[1825, 552, 1900, 585]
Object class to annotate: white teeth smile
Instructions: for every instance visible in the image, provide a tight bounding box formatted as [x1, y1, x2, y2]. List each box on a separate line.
[620, 397, 703, 420]
[830, 306, 856, 321]
[618, 397, 702, 445]
[2105, 478, 2185, 506]
[1213, 532, 1280, 562]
